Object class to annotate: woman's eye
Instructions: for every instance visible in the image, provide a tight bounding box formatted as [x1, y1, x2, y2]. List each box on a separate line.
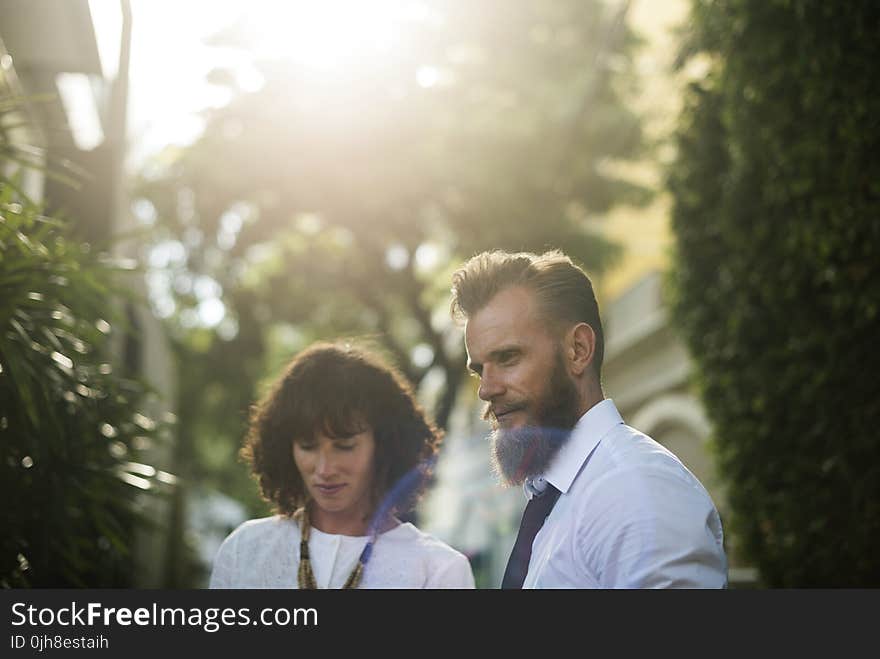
[336, 443, 356, 451]
[296, 442, 316, 451]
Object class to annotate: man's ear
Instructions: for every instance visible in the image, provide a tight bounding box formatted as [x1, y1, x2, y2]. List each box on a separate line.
[567, 323, 596, 377]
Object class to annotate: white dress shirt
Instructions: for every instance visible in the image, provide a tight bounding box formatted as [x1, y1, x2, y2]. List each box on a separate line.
[522, 399, 727, 588]
[209, 515, 475, 589]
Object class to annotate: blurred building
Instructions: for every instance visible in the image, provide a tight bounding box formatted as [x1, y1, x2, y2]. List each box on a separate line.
[422, 271, 758, 588]
[0, 0, 175, 586]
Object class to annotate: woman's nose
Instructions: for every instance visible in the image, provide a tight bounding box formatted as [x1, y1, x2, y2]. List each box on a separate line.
[315, 446, 335, 476]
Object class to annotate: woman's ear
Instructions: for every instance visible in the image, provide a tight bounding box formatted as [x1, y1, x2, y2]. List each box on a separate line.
[568, 323, 596, 377]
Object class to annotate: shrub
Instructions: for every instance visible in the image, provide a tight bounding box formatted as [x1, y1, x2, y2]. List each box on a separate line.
[669, 0, 880, 586]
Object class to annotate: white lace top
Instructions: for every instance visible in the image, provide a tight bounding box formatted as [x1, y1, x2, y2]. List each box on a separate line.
[209, 515, 475, 589]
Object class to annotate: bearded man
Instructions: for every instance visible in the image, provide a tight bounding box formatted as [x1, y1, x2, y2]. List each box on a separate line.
[451, 250, 728, 588]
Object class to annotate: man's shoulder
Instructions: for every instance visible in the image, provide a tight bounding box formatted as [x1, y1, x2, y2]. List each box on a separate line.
[575, 424, 711, 502]
[596, 423, 686, 470]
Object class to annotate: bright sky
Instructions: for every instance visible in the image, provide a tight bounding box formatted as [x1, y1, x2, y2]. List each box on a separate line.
[126, 0, 429, 170]
[127, 0, 241, 168]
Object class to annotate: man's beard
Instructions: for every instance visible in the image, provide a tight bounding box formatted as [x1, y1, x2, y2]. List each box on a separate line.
[485, 350, 581, 486]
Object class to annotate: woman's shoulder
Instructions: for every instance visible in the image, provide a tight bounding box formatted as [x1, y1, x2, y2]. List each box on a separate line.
[383, 523, 475, 587]
[210, 515, 298, 588]
[387, 523, 468, 561]
[224, 514, 298, 546]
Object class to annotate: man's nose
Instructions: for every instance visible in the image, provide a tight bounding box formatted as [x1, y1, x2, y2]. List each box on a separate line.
[478, 366, 505, 402]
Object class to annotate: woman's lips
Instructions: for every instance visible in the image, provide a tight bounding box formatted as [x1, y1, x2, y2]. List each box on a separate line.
[314, 483, 345, 496]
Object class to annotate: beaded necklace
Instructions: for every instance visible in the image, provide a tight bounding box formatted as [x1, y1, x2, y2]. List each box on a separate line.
[295, 506, 378, 589]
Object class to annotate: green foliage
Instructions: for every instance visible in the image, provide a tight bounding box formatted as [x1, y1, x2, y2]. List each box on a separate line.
[136, 0, 648, 524]
[0, 172, 171, 584]
[669, 0, 880, 586]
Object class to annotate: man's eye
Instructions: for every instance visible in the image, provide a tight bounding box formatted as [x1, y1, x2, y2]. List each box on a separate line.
[336, 443, 356, 451]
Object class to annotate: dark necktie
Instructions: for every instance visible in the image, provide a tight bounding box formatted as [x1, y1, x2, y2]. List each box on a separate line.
[501, 484, 561, 589]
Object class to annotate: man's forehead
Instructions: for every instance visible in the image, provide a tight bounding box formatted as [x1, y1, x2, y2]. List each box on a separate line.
[475, 285, 537, 319]
[465, 287, 541, 353]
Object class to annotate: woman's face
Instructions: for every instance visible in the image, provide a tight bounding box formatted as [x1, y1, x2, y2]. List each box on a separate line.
[292, 427, 377, 535]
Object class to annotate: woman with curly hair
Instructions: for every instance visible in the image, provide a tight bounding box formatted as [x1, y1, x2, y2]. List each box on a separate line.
[209, 342, 474, 589]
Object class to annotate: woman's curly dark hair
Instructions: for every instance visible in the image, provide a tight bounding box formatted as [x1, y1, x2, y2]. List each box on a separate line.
[241, 341, 442, 518]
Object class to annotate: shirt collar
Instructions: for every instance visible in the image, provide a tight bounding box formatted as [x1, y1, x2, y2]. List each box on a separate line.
[523, 475, 551, 500]
[524, 398, 624, 498]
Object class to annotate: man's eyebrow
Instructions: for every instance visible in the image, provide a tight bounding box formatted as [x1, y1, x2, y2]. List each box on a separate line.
[466, 345, 521, 376]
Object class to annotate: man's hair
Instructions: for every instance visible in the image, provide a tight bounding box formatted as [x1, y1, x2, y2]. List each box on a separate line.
[241, 342, 442, 517]
[450, 249, 605, 377]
